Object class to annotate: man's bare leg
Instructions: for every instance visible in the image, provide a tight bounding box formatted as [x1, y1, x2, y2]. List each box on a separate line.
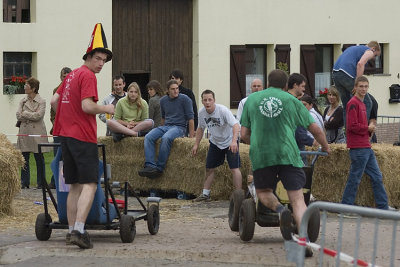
[203, 168, 215, 190]
[287, 189, 307, 231]
[67, 183, 83, 228]
[231, 168, 242, 190]
[75, 183, 97, 223]
[256, 188, 281, 211]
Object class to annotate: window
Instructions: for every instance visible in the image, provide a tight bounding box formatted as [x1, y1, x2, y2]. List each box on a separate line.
[3, 52, 32, 94]
[245, 46, 265, 97]
[315, 44, 333, 96]
[274, 44, 291, 73]
[3, 0, 30, 23]
[364, 43, 384, 75]
[299, 44, 334, 98]
[230, 45, 266, 108]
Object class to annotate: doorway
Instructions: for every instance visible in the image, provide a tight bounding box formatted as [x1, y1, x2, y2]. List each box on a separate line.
[123, 73, 150, 102]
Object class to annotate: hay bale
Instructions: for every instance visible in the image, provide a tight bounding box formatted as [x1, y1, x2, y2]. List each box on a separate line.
[98, 136, 251, 200]
[312, 144, 400, 208]
[99, 137, 400, 206]
[0, 133, 24, 216]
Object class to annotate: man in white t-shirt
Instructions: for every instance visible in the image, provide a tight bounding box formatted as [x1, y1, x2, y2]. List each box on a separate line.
[236, 78, 263, 121]
[192, 89, 242, 201]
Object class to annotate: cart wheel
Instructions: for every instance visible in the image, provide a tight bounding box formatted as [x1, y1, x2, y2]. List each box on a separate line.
[35, 213, 52, 241]
[307, 209, 320, 242]
[228, 189, 245, 232]
[147, 205, 160, 235]
[239, 198, 256, 241]
[120, 214, 136, 243]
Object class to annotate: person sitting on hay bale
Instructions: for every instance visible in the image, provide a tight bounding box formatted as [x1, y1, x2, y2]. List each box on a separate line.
[107, 82, 153, 142]
[192, 89, 242, 202]
[341, 76, 388, 210]
[138, 79, 195, 179]
[146, 80, 165, 128]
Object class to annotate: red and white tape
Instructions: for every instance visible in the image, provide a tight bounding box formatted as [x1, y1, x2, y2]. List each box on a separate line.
[293, 235, 380, 267]
[6, 134, 55, 138]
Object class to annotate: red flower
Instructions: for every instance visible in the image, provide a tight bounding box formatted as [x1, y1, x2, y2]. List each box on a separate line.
[319, 88, 328, 98]
[8, 75, 27, 87]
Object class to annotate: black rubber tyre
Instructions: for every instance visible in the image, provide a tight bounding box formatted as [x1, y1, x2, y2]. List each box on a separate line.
[239, 199, 256, 242]
[228, 189, 245, 232]
[119, 214, 136, 243]
[35, 213, 52, 241]
[147, 205, 160, 235]
[307, 209, 320, 242]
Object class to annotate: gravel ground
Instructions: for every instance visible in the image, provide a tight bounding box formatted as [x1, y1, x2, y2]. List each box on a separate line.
[0, 189, 399, 266]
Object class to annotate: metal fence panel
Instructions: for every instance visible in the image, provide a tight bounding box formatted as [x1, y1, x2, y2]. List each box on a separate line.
[285, 201, 400, 266]
[376, 115, 400, 144]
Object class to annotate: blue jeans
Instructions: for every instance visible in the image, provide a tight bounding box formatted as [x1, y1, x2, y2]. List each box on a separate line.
[332, 71, 372, 123]
[21, 152, 45, 187]
[144, 125, 185, 171]
[341, 148, 388, 209]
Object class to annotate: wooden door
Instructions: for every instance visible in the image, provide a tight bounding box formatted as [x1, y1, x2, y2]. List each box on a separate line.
[230, 45, 246, 108]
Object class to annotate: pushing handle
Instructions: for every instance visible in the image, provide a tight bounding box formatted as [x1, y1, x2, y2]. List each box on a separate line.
[300, 151, 328, 156]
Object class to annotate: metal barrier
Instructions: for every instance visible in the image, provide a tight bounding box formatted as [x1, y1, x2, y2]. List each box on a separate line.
[285, 201, 400, 266]
[376, 115, 400, 144]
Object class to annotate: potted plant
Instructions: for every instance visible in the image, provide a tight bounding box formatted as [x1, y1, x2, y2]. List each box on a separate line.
[3, 75, 27, 95]
[317, 88, 328, 110]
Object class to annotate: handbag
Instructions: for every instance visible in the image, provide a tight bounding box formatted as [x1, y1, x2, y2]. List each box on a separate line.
[16, 120, 21, 127]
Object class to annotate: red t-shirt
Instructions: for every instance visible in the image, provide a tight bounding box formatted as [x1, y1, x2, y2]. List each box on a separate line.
[346, 96, 370, 148]
[53, 65, 98, 143]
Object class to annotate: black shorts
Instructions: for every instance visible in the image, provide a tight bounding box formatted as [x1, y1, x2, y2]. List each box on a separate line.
[205, 141, 240, 169]
[60, 136, 98, 184]
[253, 165, 305, 191]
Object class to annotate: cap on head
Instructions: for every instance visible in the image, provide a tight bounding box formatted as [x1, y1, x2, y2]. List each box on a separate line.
[83, 23, 113, 62]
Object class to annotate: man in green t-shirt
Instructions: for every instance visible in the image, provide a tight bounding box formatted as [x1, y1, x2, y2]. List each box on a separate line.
[240, 69, 330, 242]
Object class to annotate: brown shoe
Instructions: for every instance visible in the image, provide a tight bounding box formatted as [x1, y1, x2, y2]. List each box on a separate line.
[70, 230, 93, 249]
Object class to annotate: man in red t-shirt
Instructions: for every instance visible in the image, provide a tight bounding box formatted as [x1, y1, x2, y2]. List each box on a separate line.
[341, 76, 388, 210]
[51, 40, 114, 248]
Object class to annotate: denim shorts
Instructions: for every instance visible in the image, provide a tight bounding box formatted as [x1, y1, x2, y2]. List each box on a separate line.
[205, 141, 240, 169]
[253, 165, 305, 191]
[60, 136, 98, 184]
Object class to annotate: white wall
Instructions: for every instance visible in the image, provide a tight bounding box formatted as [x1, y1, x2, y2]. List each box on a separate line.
[1, 0, 112, 143]
[193, 0, 400, 117]
[3, 0, 399, 144]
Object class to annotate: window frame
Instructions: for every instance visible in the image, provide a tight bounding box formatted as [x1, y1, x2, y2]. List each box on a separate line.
[3, 52, 32, 94]
[229, 44, 267, 108]
[3, 0, 30, 23]
[364, 43, 384, 75]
